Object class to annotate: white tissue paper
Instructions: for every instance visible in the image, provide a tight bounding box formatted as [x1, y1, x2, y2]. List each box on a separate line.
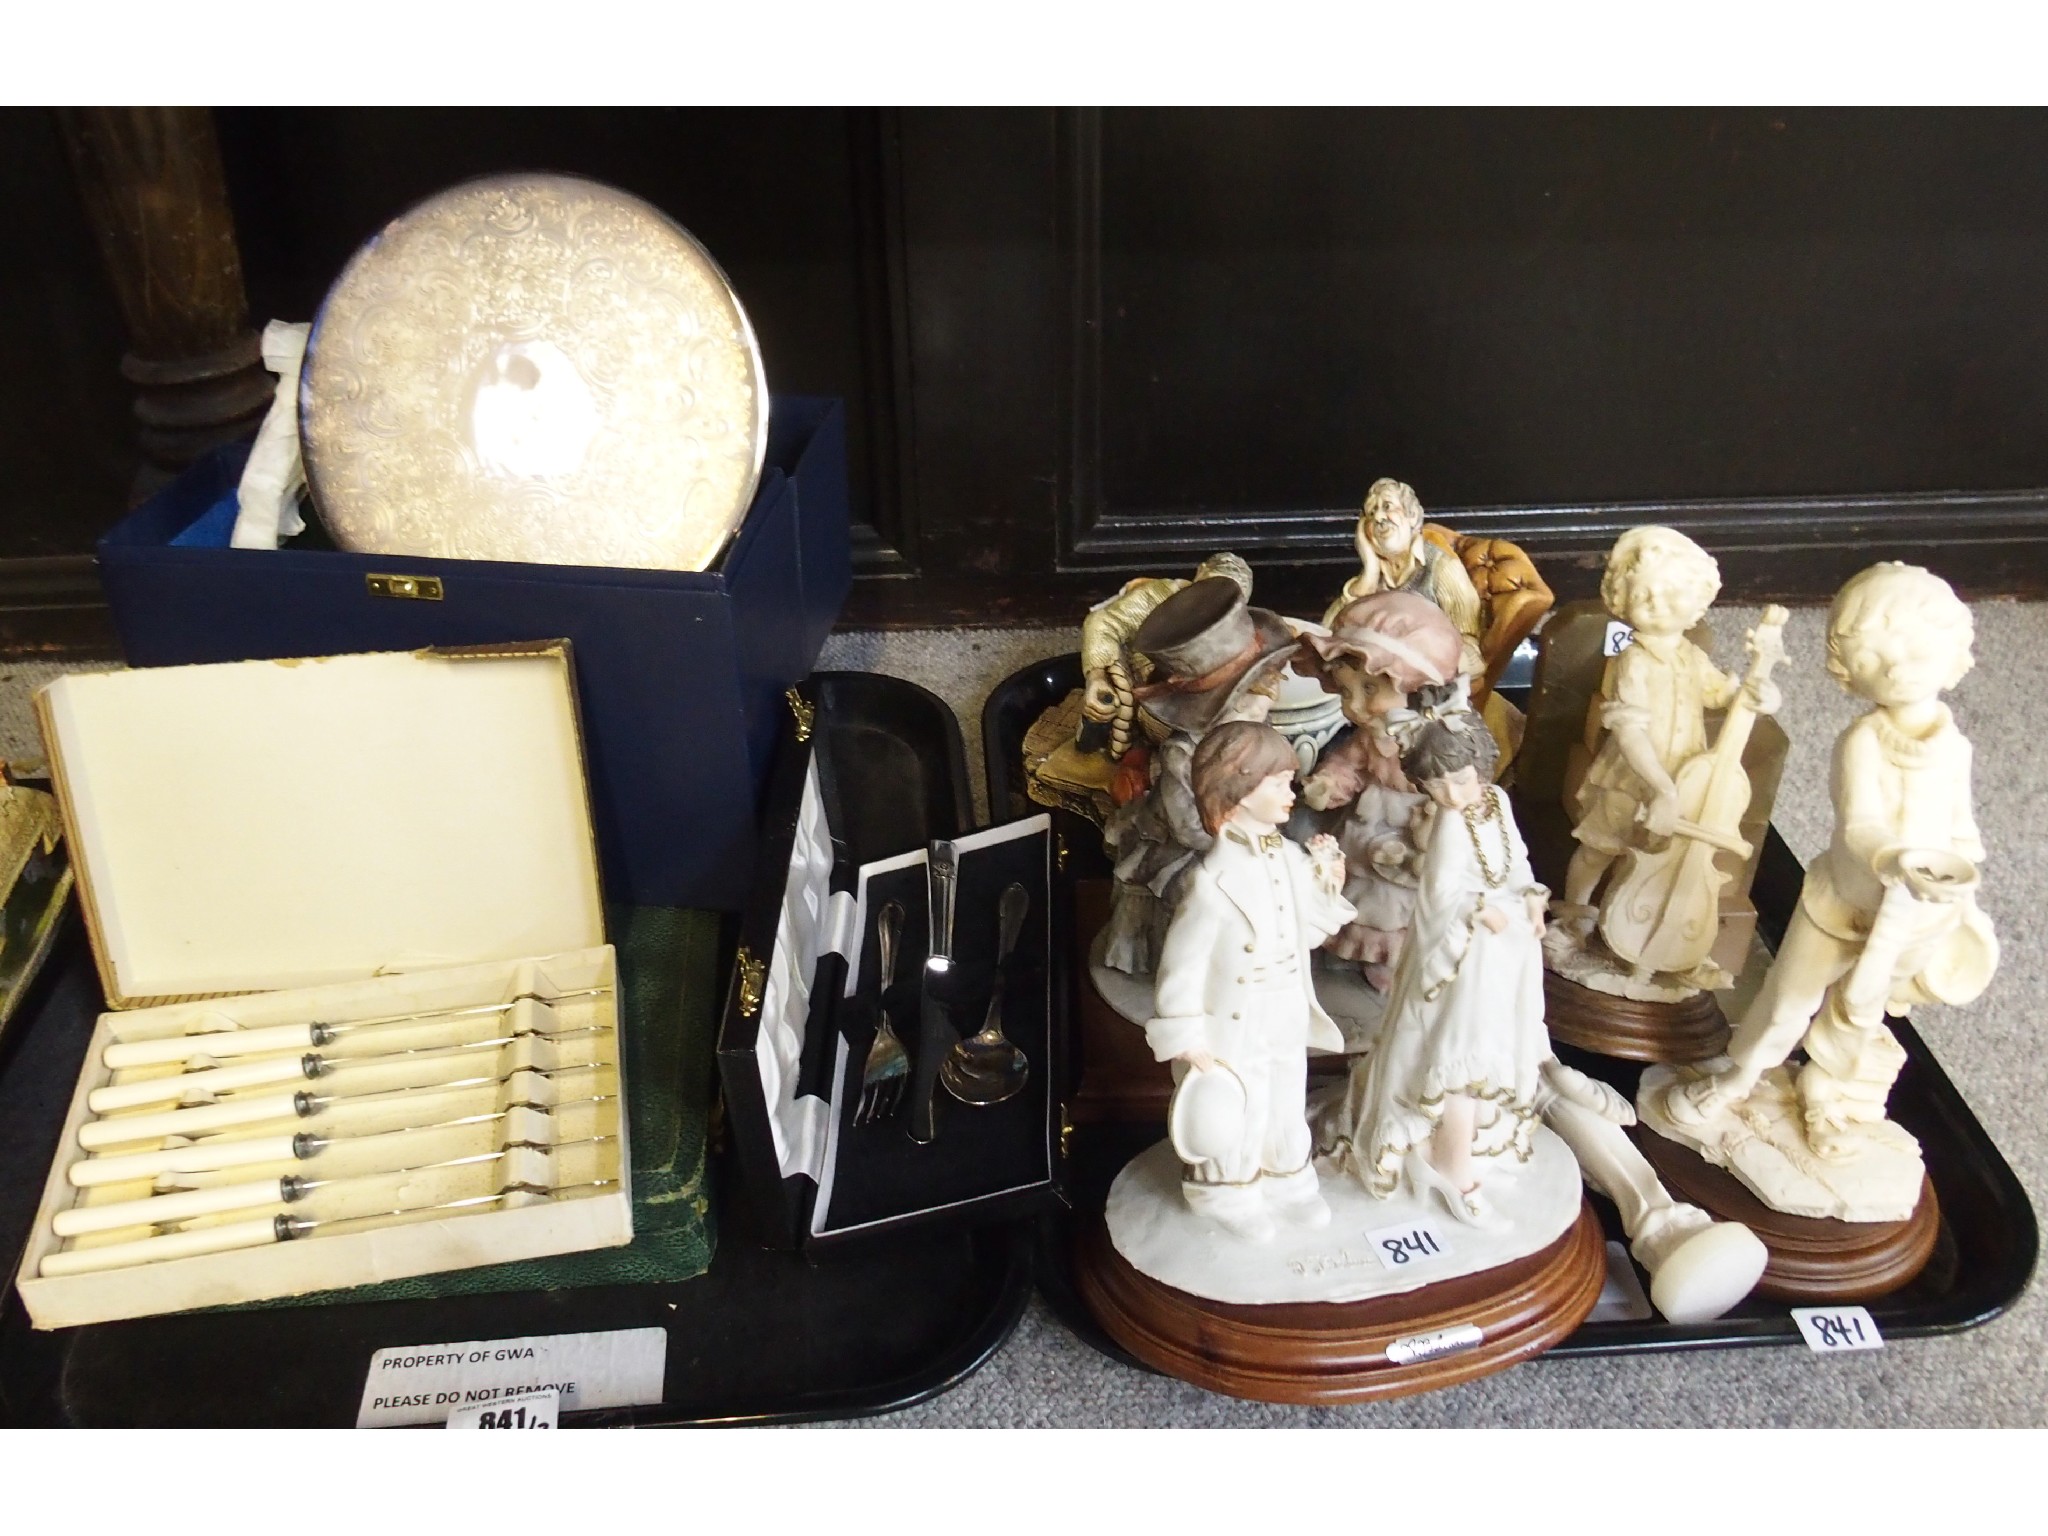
[229, 319, 312, 550]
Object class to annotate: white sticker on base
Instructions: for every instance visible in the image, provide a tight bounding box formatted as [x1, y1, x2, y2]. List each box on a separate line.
[1365, 1220, 1453, 1273]
[1586, 1240, 1654, 1324]
[1385, 1323, 1483, 1365]
[1603, 620, 1636, 656]
[447, 1389, 559, 1430]
[1791, 1305, 1884, 1354]
[357, 1327, 666, 1428]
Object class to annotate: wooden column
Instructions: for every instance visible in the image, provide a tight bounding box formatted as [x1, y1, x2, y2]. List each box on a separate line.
[54, 106, 272, 483]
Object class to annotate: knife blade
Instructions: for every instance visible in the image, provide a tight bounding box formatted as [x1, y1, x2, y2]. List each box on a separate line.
[910, 839, 959, 1144]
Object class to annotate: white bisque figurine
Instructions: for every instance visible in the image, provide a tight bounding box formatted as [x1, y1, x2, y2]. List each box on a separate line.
[1644, 562, 1999, 1221]
[1318, 714, 1769, 1319]
[1145, 721, 1355, 1243]
[1322, 717, 1548, 1220]
[1547, 526, 1785, 1000]
[1298, 592, 1469, 994]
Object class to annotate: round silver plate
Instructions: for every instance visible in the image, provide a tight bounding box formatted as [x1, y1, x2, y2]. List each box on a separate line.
[300, 173, 767, 571]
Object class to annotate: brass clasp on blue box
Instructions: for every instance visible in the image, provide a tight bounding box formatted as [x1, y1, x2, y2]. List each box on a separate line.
[366, 573, 444, 601]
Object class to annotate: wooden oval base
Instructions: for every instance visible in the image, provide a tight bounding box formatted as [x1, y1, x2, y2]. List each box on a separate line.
[1076, 1201, 1607, 1404]
[1636, 1128, 1939, 1301]
[1543, 969, 1729, 1063]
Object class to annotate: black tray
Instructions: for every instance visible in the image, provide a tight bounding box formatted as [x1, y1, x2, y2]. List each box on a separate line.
[0, 672, 1034, 1428]
[985, 653, 2038, 1367]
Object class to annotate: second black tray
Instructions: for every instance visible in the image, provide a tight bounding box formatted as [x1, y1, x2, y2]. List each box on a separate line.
[985, 653, 2038, 1367]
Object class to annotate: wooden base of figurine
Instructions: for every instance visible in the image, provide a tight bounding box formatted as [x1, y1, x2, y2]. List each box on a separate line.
[1075, 1201, 1607, 1405]
[1636, 1128, 1939, 1301]
[1542, 969, 1730, 1064]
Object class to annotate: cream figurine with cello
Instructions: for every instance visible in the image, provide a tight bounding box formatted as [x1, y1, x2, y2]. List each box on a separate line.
[1642, 563, 1997, 1231]
[1545, 528, 1786, 1015]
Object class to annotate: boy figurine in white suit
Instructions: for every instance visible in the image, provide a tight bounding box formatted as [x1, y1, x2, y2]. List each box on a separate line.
[1651, 562, 1997, 1208]
[1145, 721, 1356, 1243]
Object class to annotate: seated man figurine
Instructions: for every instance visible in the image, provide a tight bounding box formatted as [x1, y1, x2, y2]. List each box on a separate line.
[1144, 721, 1354, 1243]
[1323, 478, 1553, 766]
[1325, 478, 1486, 682]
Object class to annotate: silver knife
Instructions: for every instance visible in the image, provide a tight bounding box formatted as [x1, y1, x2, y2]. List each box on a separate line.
[911, 839, 958, 1144]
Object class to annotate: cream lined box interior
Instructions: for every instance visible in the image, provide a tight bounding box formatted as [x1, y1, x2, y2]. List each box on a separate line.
[14, 647, 631, 1329]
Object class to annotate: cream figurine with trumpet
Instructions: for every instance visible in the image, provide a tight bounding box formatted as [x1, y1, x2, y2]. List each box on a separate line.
[1643, 563, 1998, 1222]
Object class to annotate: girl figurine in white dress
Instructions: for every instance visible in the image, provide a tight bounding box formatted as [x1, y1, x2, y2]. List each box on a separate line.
[1327, 714, 1550, 1220]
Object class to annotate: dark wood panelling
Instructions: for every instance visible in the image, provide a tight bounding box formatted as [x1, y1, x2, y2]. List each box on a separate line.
[843, 109, 1066, 626]
[845, 108, 920, 575]
[0, 555, 117, 658]
[1091, 109, 2048, 513]
[9, 108, 2048, 657]
[0, 109, 135, 562]
[1054, 108, 2048, 605]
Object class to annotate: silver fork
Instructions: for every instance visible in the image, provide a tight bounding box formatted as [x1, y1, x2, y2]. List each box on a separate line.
[855, 900, 910, 1125]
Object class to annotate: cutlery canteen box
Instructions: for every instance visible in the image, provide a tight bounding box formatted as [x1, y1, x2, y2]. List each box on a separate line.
[715, 673, 1062, 1252]
[14, 645, 631, 1329]
[94, 395, 852, 913]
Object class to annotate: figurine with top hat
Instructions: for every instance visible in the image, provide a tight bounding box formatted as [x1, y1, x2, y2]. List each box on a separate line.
[1096, 577, 1301, 977]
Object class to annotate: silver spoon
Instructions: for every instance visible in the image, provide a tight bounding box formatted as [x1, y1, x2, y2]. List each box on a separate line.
[940, 882, 1031, 1106]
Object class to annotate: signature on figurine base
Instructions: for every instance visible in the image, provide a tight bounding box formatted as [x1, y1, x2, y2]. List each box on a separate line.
[1287, 1246, 1374, 1278]
[1384, 1323, 1484, 1365]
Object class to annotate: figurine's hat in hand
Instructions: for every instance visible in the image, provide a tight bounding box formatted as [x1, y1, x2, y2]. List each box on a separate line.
[1303, 590, 1464, 694]
[1131, 578, 1299, 733]
[1168, 1062, 1250, 1165]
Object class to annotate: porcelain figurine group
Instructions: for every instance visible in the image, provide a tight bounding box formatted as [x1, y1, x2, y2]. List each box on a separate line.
[1069, 481, 1996, 1332]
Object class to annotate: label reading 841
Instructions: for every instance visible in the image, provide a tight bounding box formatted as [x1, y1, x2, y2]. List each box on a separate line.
[447, 1388, 559, 1429]
[1365, 1221, 1451, 1272]
[1791, 1306, 1884, 1354]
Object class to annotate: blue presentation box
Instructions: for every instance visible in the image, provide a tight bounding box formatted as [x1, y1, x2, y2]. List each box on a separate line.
[96, 395, 851, 912]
